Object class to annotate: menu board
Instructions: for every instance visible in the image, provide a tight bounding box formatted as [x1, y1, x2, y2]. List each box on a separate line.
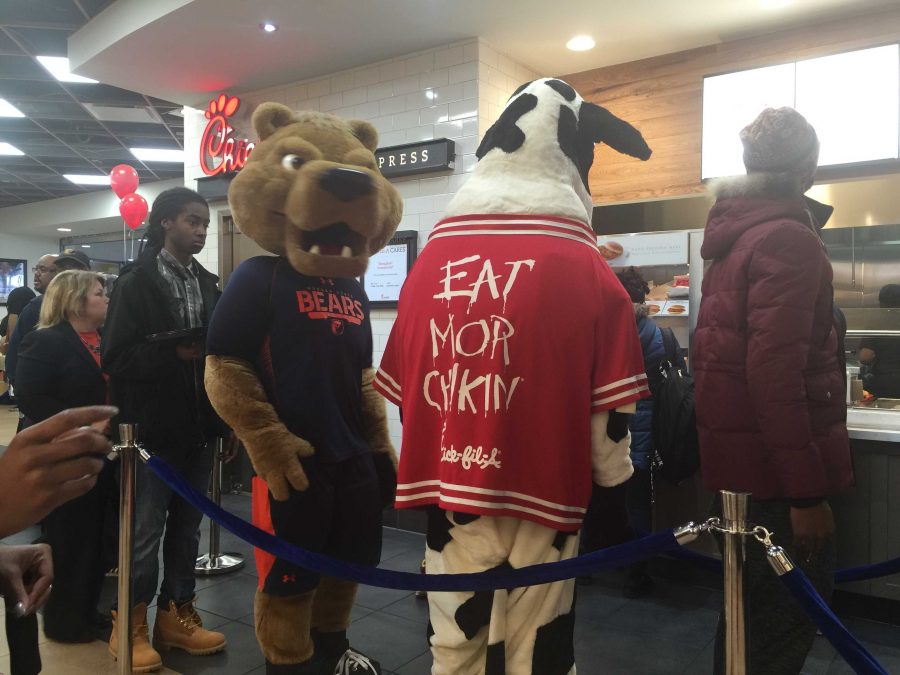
[597, 231, 689, 267]
[361, 230, 418, 307]
[646, 300, 690, 317]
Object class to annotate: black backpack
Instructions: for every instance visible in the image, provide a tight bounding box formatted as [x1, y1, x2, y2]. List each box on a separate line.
[650, 328, 700, 485]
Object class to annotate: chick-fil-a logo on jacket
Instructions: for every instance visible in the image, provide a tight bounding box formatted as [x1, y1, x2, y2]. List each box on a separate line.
[199, 94, 255, 176]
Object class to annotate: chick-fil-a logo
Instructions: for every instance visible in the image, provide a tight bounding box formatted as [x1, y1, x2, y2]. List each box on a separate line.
[199, 94, 255, 176]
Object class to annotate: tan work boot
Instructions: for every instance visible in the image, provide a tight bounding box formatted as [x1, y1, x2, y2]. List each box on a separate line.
[153, 598, 226, 655]
[108, 603, 163, 673]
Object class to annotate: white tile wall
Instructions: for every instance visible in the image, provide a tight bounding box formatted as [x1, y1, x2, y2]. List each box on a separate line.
[184, 40, 544, 451]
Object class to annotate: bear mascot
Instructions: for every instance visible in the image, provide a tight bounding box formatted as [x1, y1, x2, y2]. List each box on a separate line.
[204, 103, 402, 675]
[373, 78, 653, 674]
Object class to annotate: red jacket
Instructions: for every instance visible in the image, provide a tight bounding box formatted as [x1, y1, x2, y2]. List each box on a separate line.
[375, 214, 648, 531]
[693, 177, 853, 501]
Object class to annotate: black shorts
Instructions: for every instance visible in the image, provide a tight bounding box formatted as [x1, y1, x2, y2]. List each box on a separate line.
[261, 452, 383, 596]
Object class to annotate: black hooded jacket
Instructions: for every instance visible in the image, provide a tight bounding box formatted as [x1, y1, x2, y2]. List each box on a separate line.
[101, 252, 222, 449]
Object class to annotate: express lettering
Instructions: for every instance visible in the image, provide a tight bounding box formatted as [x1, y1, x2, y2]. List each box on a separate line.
[378, 148, 429, 170]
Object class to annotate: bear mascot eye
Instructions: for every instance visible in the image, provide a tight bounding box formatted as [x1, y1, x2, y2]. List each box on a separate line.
[281, 154, 305, 170]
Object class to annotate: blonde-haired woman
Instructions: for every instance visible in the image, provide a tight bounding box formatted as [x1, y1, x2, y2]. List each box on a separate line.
[16, 270, 112, 643]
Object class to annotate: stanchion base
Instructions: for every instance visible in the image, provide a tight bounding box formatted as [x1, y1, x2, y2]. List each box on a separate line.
[194, 553, 245, 576]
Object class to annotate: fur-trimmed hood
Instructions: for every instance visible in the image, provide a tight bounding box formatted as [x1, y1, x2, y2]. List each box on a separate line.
[701, 173, 832, 261]
[633, 302, 649, 321]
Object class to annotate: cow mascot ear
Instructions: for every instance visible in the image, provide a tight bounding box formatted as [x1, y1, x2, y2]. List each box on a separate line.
[579, 103, 652, 161]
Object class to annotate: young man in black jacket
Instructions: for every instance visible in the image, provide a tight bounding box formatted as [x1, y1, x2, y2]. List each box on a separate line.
[101, 187, 227, 670]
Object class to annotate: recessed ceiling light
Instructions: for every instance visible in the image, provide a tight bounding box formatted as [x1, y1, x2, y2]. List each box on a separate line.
[57, 227, 72, 232]
[566, 35, 595, 52]
[425, 90, 437, 101]
[0, 99, 24, 117]
[129, 147, 184, 163]
[36, 56, 98, 84]
[260, 22, 278, 33]
[80, 244, 91, 248]
[64, 174, 110, 185]
[0, 142, 24, 156]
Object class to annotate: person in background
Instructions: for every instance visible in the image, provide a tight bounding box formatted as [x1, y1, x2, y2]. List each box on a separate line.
[859, 284, 900, 399]
[694, 107, 853, 675]
[0, 404, 116, 675]
[6, 250, 90, 395]
[101, 187, 226, 670]
[15, 271, 112, 643]
[1, 286, 36, 355]
[616, 267, 679, 597]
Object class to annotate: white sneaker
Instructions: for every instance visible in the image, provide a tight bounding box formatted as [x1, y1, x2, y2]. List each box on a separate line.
[333, 648, 380, 674]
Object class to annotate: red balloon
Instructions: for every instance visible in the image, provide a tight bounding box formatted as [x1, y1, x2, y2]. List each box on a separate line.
[110, 164, 139, 198]
[119, 193, 148, 230]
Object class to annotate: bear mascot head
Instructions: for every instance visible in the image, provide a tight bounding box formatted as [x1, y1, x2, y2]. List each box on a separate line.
[229, 102, 403, 278]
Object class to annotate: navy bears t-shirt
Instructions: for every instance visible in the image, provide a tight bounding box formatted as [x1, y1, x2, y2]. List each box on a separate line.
[206, 256, 373, 464]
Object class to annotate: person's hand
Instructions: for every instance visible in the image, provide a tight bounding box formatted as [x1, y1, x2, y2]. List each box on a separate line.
[0, 406, 116, 537]
[0, 544, 53, 616]
[790, 501, 835, 558]
[221, 431, 240, 464]
[175, 342, 203, 361]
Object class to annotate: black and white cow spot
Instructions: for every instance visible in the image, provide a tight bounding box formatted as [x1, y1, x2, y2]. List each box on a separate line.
[454, 561, 513, 640]
[607, 410, 630, 443]
[426, 505, 454, 552]
[531, 610, 576, 674]
[486, 641, 506, 675]
[475, 93, 538, 159]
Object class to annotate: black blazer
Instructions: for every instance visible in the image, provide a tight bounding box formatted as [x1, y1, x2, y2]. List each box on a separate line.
[16, 322, 107, 423]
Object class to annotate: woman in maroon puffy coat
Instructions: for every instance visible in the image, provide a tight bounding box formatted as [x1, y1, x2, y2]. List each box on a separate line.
[694, 107, 853, 675]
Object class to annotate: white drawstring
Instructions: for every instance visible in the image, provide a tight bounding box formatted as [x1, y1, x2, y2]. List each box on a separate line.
[335, 648, 377, 674]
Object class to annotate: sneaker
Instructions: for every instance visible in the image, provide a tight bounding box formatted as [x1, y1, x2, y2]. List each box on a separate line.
[333, 648, 381, 674]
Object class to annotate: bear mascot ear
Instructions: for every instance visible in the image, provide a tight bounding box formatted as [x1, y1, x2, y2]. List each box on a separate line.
[579, 103, 652, 161]
[252, 102, 296, 141]
[349, 120, 378, 153]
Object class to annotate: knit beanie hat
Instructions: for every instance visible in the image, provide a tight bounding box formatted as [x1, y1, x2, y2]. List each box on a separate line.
[740, 107, 819, 174]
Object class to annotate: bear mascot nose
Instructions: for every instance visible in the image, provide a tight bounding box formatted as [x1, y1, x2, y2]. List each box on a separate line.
[319, 167, 374, 202]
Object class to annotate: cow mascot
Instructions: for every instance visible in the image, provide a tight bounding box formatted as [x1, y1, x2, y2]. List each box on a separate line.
[373, 78, 653, 674]
[204, 103, 402, 674]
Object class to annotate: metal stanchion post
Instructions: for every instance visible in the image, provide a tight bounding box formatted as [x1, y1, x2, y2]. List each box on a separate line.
[117, 424, 137, 675]
[721, 490, 750, 675]
[195, 438, 245, 575]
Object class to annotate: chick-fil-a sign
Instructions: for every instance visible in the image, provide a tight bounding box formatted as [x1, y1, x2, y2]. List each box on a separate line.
[199, 94, 255, 176]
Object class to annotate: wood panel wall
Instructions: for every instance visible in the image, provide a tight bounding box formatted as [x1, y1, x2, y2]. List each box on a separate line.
[562, 8, 900, 204]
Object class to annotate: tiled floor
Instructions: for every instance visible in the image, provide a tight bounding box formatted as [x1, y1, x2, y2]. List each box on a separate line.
[0, 403, 899, 674]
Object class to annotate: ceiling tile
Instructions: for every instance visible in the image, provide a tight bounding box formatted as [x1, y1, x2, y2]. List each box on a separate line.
[0, 1, 86, 27]
[14, 99, 94, 121]
[3, 26, 71, 58]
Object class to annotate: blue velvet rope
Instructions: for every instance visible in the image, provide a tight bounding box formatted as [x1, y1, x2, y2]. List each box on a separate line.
[835, 557, 900, 585]
[146, 455, 682, 592]
[650, 534, 900, 584]
[779, 568, 889, 675]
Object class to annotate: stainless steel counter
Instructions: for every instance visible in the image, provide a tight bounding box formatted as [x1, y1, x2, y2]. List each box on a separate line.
[847, 407, 900, 444]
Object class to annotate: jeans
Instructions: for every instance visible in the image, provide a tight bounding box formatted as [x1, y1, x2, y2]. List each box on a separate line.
[128, 439, 214, 608]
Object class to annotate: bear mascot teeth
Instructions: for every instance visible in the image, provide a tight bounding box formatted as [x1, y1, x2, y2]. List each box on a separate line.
[204, 103, 402, 675]
[372, 78, 652, 674]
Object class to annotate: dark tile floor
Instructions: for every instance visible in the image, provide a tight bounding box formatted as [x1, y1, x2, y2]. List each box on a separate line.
[5, 493, 900, 674]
